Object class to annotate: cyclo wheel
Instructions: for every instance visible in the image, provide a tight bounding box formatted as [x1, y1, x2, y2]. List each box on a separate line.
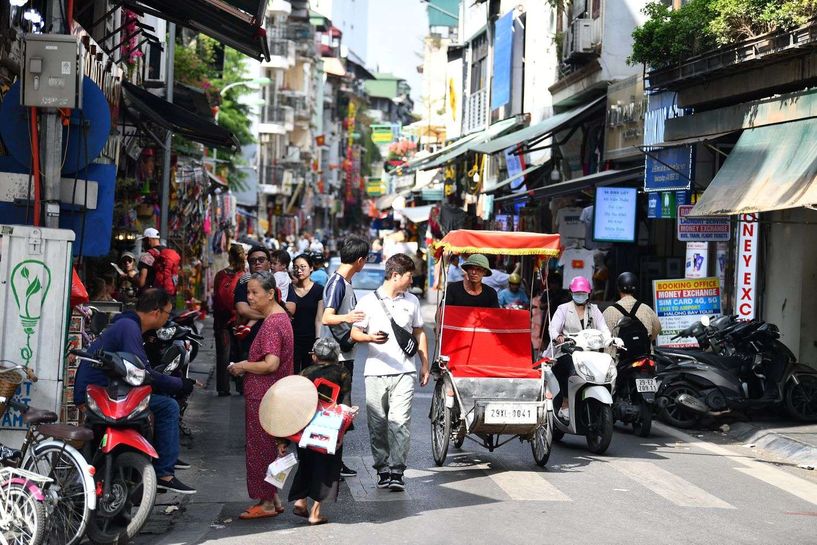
[24, 443, 93, 545]
[431, 378, 451, 466]
[531, 409, 553, 467]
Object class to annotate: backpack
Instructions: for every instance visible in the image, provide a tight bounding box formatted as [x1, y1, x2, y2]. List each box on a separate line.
[148, 247, 181, 296]
[612, 302, 651, 357]
[213, 270, 242, 321]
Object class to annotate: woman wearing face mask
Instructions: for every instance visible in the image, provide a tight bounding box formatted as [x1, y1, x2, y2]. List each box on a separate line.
[547, 277, 610, 417]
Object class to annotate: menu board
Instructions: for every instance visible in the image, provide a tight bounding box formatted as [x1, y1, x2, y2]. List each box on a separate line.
[593, 186, 637, 242]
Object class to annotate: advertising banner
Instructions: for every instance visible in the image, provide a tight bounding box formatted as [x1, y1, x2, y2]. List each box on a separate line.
[593, 186, 637, 243]
[653, 277, 722, 347]
[491, 11, 514, 110]
[677, 204, 731, 241]
[736, 213, 759, 320]
[685, 241, 708, 278]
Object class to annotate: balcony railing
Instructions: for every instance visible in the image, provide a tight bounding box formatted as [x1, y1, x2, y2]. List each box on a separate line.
[463, 88, 488, 134]
[264, 38, 295, 68]
[260, 165, 285, 187]
[284, 95, 310, 119]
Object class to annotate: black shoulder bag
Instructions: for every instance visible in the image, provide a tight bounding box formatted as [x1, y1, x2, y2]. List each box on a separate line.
[374, 291, 419, 358]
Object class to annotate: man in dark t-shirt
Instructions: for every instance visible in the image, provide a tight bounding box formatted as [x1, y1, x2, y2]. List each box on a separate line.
[444, 254, 499, 308]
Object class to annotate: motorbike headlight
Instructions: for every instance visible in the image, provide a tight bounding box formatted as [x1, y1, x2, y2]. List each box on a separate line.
[585, 333, 605, 351]
[156, 327, 176, 341]
[123, 359, 146, 386]
[605, 363, 616, 383]
[165, 354, 182, 374]
[127, 395, 151, 419]
[576, 362, 596, 381]
[86, 395, 102, 416]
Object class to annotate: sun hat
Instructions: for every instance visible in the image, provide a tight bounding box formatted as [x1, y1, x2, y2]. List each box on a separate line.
[142, 227, 160, 239]
[461, 254, 492, 276]
[508, 273, 522, 285]
[120, 251, 136, 261]
[258, 375, 318, 437]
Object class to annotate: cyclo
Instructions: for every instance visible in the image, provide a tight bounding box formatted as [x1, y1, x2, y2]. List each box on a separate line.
[429, 229, 560, 467]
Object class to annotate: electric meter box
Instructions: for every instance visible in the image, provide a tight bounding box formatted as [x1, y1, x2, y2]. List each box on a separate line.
[21, 33, 81, 108]
[0, 225, 74, 443]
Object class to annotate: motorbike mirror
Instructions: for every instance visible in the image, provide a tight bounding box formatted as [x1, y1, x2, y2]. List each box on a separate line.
[701, 316, 711, 327]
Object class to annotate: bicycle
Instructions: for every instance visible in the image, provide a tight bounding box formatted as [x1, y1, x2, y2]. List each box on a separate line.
[0, 362, 96, 545]
[0, 465, 51, 545]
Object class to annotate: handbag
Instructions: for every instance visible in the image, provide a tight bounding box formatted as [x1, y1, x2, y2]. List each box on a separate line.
[288, 378, 355, 455]
[374, 291, 419, 358]
[328, 322, 356, 353]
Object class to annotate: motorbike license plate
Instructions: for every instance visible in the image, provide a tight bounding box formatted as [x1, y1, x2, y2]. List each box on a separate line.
[484, 403, 537, 425]
[635, 378, 658, 393]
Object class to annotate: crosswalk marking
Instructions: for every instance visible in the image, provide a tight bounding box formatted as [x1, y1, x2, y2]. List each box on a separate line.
[655, 422, 817, 506]
[487, 470, 572, 502]
[609, 459, 735, 509]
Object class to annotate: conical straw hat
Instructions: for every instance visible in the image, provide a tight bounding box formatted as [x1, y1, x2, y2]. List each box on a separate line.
[258, 375, 318, 437]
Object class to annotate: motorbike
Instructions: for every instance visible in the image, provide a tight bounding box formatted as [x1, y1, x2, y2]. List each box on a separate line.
[655, 316, 817, 428]
[612, 353, 657, 437]
[544, 329, 619, 454]
[71, 349, 157, 545]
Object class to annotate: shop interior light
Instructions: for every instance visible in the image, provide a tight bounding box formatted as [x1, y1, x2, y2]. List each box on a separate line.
[9, 0, 28, 6]
[23, 8, 41, 23]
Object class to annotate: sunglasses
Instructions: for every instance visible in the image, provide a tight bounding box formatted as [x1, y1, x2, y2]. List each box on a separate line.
[248, 257, 268, 265]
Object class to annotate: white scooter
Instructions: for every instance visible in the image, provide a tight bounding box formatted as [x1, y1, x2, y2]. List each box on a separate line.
[544, 329, 620, 454]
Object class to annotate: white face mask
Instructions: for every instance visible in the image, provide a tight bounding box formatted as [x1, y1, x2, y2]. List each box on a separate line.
[572, 293, 589, 305]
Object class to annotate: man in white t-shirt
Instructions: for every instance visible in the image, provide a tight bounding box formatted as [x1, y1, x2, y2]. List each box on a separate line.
[351, 253, 430, 492]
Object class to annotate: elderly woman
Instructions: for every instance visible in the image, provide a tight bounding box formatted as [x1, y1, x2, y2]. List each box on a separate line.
[228, 271, 294, 519]
[289, 254, 325, 374]
[289, 337, 353, 525]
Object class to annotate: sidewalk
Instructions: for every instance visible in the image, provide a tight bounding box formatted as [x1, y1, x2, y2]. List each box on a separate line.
[716, 418, 817, 469]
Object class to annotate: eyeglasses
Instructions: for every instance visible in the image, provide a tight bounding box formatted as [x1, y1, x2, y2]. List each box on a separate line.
[158, 307, 172, 316]
[248, 257, 268, 265]
[293, 265, 310, 271]
[122, 257, 134, 263]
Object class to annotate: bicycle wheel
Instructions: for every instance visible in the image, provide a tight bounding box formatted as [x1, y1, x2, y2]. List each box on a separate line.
[24, 443, 92, 545]
[1, 481, 46, 545]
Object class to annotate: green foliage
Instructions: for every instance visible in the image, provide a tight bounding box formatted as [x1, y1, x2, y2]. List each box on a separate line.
[173, 35, 254, 189]
[630, 0, 817, 68]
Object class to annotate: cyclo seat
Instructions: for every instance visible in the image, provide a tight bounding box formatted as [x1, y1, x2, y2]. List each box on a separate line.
[22, 407, 59, 425]
[38, 423, 94, 442]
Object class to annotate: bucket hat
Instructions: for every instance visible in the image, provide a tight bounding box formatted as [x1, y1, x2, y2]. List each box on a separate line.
[461, 254, 492, 276]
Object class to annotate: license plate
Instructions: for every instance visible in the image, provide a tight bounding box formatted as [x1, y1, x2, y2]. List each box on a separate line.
[484, 403, 537, 424]
[635, 378, 658, 393]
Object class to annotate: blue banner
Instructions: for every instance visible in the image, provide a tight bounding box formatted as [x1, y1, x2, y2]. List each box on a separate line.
[644, 145, 693, 192]
[491, 11, 514, 110]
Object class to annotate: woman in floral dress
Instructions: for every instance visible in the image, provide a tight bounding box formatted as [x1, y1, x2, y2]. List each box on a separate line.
[229, 271, 294, 519]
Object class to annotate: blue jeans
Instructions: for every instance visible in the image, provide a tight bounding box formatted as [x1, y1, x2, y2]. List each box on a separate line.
[149, 394, 179, 478]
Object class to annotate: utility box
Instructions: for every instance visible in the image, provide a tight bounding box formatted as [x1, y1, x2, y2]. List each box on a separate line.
[21, 34, 81, 108]
[0, 225, 74, 443]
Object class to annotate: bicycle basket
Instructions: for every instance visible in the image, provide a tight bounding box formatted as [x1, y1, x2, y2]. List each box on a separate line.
[0, 363, 26, 418]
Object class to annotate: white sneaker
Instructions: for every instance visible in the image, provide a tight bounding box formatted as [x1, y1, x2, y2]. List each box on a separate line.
[558, 407, 570, 421]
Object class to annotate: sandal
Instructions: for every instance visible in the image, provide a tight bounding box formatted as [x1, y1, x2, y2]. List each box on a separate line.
[308, 517, 328, 526]
[293, 506, 309, 518]
[239, 504, 280, 520]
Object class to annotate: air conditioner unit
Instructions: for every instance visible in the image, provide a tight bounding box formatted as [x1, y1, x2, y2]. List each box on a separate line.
[562, 18, 594, 62]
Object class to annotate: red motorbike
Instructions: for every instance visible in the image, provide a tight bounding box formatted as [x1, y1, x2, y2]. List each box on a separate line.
[72, 349, 157, 545]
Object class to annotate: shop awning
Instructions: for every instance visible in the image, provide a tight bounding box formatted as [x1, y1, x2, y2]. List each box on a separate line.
[394, 205, 434, 224]
[481, 163, 546, 194]
[122, 82, 240, 150]
[645, 130, 737, 149]
[471, 97, 605, 155]
[495, 166, 643, 202]
[376, 191, 410, 211]
[420, 116, 523, 171]
[403, 133, 481, 172]
[690, 119, 817, 216]
[122, 0, 270, 61]
[323, 57, 347, 77]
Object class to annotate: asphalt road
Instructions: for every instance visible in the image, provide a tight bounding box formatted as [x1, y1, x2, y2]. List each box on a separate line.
[133, 327, 817, 545]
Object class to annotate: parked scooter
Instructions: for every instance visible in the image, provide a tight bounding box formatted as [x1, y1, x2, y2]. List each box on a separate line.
[544, 329, 620, 454]
[612, 354, 657, 437]
[655, 316, 817, 428]
[71, 349, 157, 545]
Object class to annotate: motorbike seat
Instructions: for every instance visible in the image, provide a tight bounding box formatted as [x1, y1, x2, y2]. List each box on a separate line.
[656, 348, 744, 371]
[38, 423, 94, 442]
[23, 407, 59, 425]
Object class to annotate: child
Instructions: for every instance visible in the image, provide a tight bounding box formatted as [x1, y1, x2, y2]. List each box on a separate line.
[288, 338, 354, 525]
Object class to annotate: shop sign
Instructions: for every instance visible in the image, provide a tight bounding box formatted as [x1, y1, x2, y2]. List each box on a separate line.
[593, 187, 637, 243]
[653, 277, 722, 347]
[648, 191, 691, 219]
[371, 124, 395, 144]
[736, 213, 759, 320]
[605, 75, 645, 161]
[685, 241, 708, 278]
[677, 205, 731, 241]
[644, 145, 693, 192]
